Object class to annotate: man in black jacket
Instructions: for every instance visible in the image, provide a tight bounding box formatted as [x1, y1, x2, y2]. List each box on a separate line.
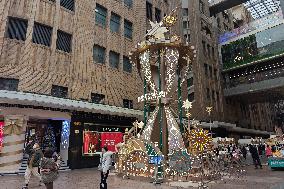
[249, 144, 262, 169]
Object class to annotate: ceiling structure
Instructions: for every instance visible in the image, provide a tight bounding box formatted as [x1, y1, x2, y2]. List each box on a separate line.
[209, 0, 281, 19]
[244, 0, 281, 19]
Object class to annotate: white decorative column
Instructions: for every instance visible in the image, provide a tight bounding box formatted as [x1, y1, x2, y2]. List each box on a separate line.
[60, 120, 70, 164]
[0, 115, 27, 174]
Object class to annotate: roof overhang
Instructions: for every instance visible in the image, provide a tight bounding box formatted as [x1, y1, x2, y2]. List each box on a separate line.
[0, 90, 143, 118]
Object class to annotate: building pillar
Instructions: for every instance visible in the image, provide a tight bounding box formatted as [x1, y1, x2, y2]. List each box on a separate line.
[0, 115, 27, 174]
[60, 120, 70, 165]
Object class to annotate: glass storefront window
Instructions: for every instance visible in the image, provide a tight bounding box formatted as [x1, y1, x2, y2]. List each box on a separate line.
[83, 123, 125, 156]
[221, 23, 284, 70]
[83, 131, 101, 155]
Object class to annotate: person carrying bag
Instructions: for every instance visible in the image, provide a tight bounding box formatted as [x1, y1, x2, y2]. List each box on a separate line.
[40, 148, 61, 189]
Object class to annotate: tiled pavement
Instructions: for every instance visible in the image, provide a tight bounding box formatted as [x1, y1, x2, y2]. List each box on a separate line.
[1, 166, 284, 189]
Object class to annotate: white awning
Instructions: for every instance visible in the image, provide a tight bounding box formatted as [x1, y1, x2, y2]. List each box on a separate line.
[0, 90, 143, 118]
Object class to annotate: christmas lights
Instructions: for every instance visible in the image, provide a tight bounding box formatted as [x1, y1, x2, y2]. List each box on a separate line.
[61, 120, 70, 150]
[188, 128, 212, 153]
[141, 107, 159, 141]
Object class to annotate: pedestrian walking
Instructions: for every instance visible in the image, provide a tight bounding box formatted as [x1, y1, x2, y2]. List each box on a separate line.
[99, 146, 113, 189]
[40, 148, 61, 189]
[241, 146, 247, 159]
[22, 143, 43, 189]
[249, 144, 262, 169]
[265, 145, 273, 158]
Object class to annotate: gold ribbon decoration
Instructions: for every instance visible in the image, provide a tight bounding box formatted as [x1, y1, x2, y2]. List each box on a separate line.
[4, 117, 24, 135]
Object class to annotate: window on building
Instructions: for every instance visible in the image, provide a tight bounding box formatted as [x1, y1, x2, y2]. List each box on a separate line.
[187, 77, 193, 88]
[124, 0, 133, 8]
[183, 21, 189, 29]
[60, 0, 74, 11]
[32, 22, 53, 47]
[5, 17, 28, 41]
[188, 92, 194, 102]
[95, 4, 107, 27]
[207, 44, 211, 57]
[123, 56, 132, 73]
[146, 2, 153, 21]
[110, 12, 121, 33]
[209, 65, 212, 78]
[184, 34, 190, 44]
[93, 45, 106, 64]
[123, 99, 133, 109]
[124, 19, 133, 39]
[204, 64, 208, 76]
[56, 30, 72, 53]
[216, 92, 219, 102]
[199, 0, 205, 14]
[51, 85, 68, 98]
[0, 78, 19, 91]
[109, 51, 120, 69]
[182, 8, 188, 16]
[202, 41, 206, 53]
[212, 90, 215, 100]
[155, 8, 161, 22]
[214, 69, 218, 80]
[91, 93, 105, 104]
[207, 88, 210, 99]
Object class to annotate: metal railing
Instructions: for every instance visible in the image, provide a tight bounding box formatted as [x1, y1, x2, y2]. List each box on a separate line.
[225, 67, 284, 88]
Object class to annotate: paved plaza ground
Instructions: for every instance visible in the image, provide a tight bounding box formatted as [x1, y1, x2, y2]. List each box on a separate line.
[1, 166, 284, 189]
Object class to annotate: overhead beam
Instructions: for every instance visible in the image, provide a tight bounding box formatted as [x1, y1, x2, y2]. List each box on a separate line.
[210, 0, 250, 16]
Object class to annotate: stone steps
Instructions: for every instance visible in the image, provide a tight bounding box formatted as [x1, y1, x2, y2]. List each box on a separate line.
[0, 157, 70, 176]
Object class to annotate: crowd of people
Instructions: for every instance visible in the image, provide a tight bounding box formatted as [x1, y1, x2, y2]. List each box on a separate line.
[22, 140, 61, 189]
[22, 138, 113, 189]
[213, 142, 284, 169]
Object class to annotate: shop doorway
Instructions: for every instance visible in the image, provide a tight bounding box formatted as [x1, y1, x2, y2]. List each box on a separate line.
[25, 119, 62, 153]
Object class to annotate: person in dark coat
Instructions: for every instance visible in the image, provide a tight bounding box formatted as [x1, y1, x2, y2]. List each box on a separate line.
[241, 146, 247, 159]
[249, 144, 262, 169]
[40, 148, 61, 189]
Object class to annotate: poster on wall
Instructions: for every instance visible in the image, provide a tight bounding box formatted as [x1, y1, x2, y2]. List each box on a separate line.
[83, 131, 101, 156]
[0, 122, 4, 152]
[101, 132, 123, 152]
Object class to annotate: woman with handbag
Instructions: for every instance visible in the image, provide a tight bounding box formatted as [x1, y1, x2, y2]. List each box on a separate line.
[40, 148, 61, 189]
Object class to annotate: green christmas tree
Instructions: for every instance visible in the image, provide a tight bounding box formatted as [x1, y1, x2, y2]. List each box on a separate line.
[43, 127, 56, 151]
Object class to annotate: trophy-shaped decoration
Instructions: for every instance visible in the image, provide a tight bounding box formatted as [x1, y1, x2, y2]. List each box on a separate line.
[129, 7, 196, 160]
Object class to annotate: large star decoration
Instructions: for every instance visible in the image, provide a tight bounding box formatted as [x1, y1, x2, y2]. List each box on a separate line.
[182, 99, 192, 110]
[188, 128, 212, 153]
[147, 21, 168, 39]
